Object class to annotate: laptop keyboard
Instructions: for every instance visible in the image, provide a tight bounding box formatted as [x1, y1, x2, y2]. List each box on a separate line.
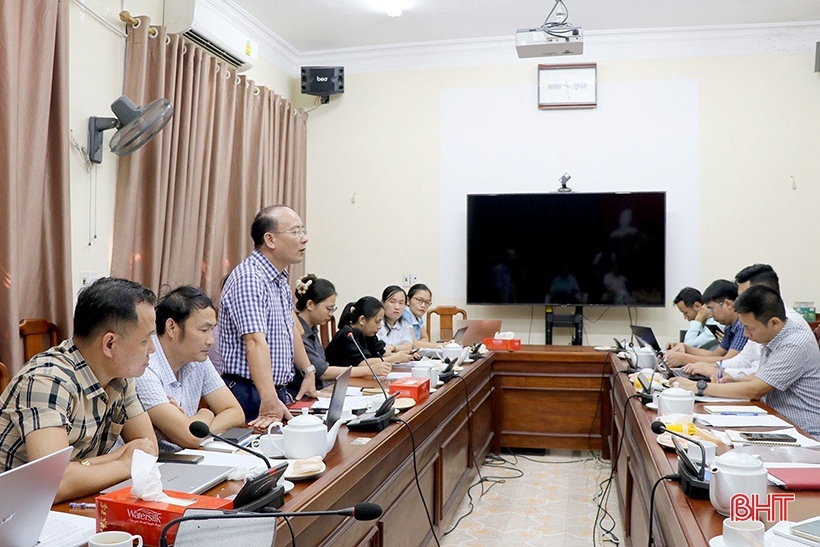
[668, 368, 711, 382]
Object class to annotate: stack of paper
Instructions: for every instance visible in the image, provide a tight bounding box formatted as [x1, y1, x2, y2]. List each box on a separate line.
[694, 413, 791, 428]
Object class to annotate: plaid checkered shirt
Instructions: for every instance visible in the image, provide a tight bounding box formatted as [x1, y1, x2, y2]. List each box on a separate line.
[0, 340, 144, 470]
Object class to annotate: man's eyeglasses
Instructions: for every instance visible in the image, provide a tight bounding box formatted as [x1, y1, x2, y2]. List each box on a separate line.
[705, 300, 725, 313]
[412, 296, 433, 307]
[272, 227, 308, 237]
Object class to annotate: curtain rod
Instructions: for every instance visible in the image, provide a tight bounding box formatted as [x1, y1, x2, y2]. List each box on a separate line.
[71, 0, 128, 38]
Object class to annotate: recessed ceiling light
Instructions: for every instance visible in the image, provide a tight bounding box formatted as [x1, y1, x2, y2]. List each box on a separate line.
[370, 0, 403, 17]
[385, 7, 402, 17]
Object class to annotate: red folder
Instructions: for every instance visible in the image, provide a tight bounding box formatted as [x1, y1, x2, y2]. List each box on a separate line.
[769, 467, 820, 490]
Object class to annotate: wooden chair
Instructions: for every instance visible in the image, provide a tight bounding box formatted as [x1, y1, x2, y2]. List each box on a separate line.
[426, 306, 467, 343]
[19, 318, 59, 362]
[319, 315, 338, 348]
[0, 361, 9, 394]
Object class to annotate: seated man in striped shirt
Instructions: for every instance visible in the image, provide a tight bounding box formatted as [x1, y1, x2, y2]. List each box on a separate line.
[675, 285, 820, 438]
[135, 286, 245, 453]
[0, 277, 158, 502]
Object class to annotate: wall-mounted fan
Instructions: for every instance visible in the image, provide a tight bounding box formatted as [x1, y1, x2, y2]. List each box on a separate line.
[88, 95, 174, 164]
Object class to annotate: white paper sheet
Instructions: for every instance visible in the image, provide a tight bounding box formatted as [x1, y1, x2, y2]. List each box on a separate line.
[694, 413, 791, 428]
[38, 511, 96, 547]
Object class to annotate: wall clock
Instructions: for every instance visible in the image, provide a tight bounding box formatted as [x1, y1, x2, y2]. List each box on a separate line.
[538, 63, 597, 109]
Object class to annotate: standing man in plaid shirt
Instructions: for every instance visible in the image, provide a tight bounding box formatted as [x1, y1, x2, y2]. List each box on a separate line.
[218, 205, 319, 428]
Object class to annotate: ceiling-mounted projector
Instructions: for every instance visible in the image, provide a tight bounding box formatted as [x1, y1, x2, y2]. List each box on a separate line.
[515, 26, 583, 58]
[516, 0, 583, 58]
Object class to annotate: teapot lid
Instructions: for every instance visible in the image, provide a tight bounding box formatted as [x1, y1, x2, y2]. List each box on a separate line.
[287, 407, 324, 427]
[715, 451, 764, 470]
[662, 384, 694, 399]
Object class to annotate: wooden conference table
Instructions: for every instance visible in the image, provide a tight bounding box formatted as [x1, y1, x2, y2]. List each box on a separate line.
[610, 354, 820, 547]
[54, 346, 613, 546]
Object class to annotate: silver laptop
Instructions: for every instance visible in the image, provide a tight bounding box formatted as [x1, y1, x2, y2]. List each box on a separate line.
[454, 319, 503, 346]
[324, 367, 352, 430]
[102, 462, 233, 494]
[0, 446, 72, 547]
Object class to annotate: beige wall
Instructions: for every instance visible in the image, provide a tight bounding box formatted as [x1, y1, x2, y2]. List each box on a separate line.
[66, 5, 819, 347]
[303, 51, 820, 346]
[66, 0, 294, 299]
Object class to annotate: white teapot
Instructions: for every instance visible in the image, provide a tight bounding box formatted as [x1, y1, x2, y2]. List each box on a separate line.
[657, 384, 695, 416]
[438, 342, 463, 362]
[270, 408, 342, 460]
[709, 451, 768, 516]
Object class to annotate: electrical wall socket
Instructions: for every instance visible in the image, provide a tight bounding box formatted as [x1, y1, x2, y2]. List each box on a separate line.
[409, 274, 419, 285]
[79, 271, 96, 288]
[402, 274, 411, 287]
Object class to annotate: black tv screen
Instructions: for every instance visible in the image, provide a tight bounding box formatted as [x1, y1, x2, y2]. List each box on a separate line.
[466, 192, 666, 306]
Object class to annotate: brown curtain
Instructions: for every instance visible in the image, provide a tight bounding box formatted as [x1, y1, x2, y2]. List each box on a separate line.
[0, 0, 73, 374]
[111, 17, 307, 298]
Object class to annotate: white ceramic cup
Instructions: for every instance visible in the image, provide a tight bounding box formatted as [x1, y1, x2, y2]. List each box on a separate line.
[88, 531, 143, 547]
[652, 391, 661, 407]
[411, 365, 429, 379]
[256, 424, 283, 456]
[688, 439, 717, 467]
[722, 518, 765, 547]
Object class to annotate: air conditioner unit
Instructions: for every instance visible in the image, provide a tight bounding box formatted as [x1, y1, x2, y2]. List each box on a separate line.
[164, 0, 258, 72]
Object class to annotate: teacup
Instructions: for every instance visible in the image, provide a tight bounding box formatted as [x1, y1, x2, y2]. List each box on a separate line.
[722, 518, 764, 546]
[88, 531, 143, 547]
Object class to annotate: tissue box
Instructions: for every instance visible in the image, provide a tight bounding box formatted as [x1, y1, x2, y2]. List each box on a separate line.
[389, 377, 430, 403]
[96, 487, 232, 546]
[483, 338, 522, 351]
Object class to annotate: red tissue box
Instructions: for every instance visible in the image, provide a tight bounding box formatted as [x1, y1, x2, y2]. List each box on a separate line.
[483, 338, 522, 351]
[96, 487, 233, 546]
[389, 377, 430, 403]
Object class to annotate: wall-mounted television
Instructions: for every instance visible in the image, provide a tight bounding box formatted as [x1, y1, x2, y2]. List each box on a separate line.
[466, 192, 666, 307]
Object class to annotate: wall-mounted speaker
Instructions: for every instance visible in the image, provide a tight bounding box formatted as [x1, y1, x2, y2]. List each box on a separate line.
[301, 66, 344, 102]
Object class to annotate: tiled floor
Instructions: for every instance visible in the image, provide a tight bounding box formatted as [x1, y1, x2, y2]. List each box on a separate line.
[440, 450, 623, 546]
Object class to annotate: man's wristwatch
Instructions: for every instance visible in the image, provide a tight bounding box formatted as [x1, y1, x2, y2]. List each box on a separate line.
[300, 365, 316, 376]
[696, 379, 708, 397]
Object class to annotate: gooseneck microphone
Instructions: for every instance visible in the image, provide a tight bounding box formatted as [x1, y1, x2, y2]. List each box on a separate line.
[347, 330, 390, 399]
[345, 330, 396, 432]
[189, 421, 271, 469]
[159, 503, 383, 547]
[650, 421, 710, 499]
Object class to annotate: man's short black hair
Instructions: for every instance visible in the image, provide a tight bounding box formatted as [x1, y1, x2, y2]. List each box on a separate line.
[673, 287, 702, 308]
[735, 263, 773, 284]
[735, 264, 780, 294]
[155, 285, 215, 335]
[250, 205, 287, 248]
[702, 279, 738, 304]
[734, 284, 786, 324]
[74, 277, 156, 340]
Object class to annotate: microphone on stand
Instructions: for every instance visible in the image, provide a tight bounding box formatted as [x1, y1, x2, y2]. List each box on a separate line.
[650, 421, 710, 499]
[189, 421, 271, 469]
[345, 330, 397, 432]
[159, 503, 383, 547]
[189, 421, 286, 512]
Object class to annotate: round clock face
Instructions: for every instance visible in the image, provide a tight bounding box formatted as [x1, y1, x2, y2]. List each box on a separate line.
[538, 65, 596, 108]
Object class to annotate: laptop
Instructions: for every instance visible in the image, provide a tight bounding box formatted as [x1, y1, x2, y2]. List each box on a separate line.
[0, 446, 71, 547]
[630, 325, 662, 353]
[324, 367, 352, 430]
[454, 319, 503, 347]
[102, 462, 234, 494]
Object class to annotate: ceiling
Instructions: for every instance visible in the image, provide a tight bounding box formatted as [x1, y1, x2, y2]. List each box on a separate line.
[231, 0, 820, 53]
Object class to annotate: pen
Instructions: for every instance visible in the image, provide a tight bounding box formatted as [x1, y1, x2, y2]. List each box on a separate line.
[69, 502, 95, 510]
[717, 360, 723, 383]
[714, 412, 759, 416]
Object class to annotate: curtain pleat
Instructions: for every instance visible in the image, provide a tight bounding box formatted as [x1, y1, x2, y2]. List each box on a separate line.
[0, 0, 72, 374]
[111, 17, 307, 298]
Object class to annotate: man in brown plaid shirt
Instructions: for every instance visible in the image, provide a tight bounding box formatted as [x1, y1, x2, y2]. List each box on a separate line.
[0, 277, 159, 502]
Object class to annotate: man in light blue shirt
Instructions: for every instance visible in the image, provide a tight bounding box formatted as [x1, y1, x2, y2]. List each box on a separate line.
[673, 287, 719, 350]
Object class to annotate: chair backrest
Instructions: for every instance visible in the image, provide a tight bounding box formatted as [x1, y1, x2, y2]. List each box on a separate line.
[319, 315, 338, 348]
[426, 306, 467, 343]
[19, 318, 59, 362]
[0, 361, 9, 394]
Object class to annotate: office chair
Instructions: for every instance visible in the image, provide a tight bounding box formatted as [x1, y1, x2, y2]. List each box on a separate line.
[0, 361, 9, 393]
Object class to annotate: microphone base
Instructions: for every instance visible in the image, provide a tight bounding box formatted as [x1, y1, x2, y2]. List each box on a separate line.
[347, 412, 392, 432]
[234, 484, 285, 512]
[439, 371, 456, 384]
[678, 461, 710, 499]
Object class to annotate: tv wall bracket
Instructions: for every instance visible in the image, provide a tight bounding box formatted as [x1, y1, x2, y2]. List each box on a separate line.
[545, 305, 584, 345]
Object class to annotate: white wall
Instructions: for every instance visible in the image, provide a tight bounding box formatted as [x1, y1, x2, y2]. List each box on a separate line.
[302, 48, 820, 347]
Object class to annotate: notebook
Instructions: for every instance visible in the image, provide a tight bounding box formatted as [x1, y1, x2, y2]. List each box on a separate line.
[101, 462, 234, 494]
[454, 319, 503, 346]
[0, 446, 72, 547]
[769, 468, 820, 490]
